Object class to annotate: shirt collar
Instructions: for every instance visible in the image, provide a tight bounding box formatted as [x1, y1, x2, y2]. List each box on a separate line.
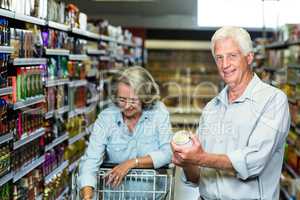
[216, 73, 261, 105]
[116, 108, 150, 126]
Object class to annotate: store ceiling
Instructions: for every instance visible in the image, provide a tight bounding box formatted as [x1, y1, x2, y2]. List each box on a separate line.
[69, 0, 196, 16]
[66, 0, 198, 29]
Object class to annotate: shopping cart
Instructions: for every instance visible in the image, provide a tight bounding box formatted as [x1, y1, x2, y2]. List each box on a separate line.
[71, 163, 175, 200]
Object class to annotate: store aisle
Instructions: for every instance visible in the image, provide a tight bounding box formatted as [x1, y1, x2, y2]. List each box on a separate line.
[173, 167, 199, 200]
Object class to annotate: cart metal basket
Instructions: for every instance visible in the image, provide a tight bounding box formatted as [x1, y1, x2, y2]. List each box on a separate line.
[71, 163, 175, 200]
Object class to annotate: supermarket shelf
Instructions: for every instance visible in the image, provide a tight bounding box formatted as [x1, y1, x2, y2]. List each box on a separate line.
[98, 99, 112, 109]
[261, 66, 280, 72]
[68, 107, 88, 118]
[71, 28, 101, 40]
[0, 86, 12, 96]
[280, 187, 293, 200]
[13, 95, 45, 110]
[287, 80, 299, 85]
[87, 94, 99, 104]
[56, 186, 69, 200]
[265, 41, 287, 50]
[13, 58, 47, 66]
[45, 132, 69, 152]
[69, 54, 88, 61]
[0, 46, 14, 53]
[284, 163, 300, 179]
[13, 128, 45, 150]
[13, 155, 45, 182]
[99, 34, 116, 43]
[86, 49, 107, 55]
[45, 160, 69, 184]
[99, 55, 111, 61]
[68, 131, 87, 145]
[68, 80, 88, 87]
[0, 8, 15, 19]
[0, 172, 13, 187]
[14, 13, 46, 26]
[295, 127, 300, 135]
[288, 98, 296, 104]
[171, 115, 199, 125]
[56, 106, 69, 115]
[99, 35, 136, 47]
[117, 40, 136, 47]
[0, 132, 13, 145]
[45, 79, 70, 87]
[68, 158, 80, 172]
[45, 48, 70, 56]
[288, 64, 300, 69]
[168, 107, 202, 114]
[45, 110, 55, 119]
[47, 21, 70, 32]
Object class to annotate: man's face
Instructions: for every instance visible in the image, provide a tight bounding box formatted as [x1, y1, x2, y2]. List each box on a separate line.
[117, 82, 142, 118]
[214, 37, 253, 87]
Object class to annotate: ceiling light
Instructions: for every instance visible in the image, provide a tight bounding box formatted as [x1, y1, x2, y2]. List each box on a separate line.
[93, 0, 157, 2]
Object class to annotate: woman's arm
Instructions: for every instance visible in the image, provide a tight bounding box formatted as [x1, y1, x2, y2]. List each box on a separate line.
[79, 114, 108, 199]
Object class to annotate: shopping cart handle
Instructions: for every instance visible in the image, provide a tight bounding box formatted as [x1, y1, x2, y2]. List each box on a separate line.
[101, 162, 174, 169]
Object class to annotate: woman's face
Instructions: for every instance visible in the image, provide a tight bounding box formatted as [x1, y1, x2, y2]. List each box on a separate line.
[117, 82, 142, 118]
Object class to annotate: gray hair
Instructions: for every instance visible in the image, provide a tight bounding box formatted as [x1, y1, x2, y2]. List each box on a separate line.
[111, 66, 160, 109]
[211, 26, 253, 57]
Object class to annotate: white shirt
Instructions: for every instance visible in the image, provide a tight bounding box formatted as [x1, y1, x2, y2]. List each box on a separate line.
[187, 74, 290, 200]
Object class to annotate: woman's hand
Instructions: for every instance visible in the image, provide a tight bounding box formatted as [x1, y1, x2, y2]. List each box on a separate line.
[105, 159, 135, 187]
[80, 186, 94, 200]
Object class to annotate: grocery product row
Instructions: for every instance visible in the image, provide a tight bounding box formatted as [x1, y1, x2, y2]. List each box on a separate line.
[0, 1, 145, 199]
[253, 24, 300, 199]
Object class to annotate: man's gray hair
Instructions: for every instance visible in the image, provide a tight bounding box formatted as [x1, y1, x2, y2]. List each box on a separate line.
[211, 26, 253, 57]
[111, 66, 160, 109]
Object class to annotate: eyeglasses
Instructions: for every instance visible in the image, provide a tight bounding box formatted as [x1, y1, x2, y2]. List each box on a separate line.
[116, 96, 140, 105]
[215, 52, 242, 64]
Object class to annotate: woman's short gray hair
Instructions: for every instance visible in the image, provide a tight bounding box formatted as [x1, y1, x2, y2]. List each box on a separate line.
[111, 66, 160, 109]
[211, 26, 253, 57]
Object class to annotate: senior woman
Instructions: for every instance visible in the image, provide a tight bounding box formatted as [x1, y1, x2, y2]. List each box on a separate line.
[78, 66, 173, 200]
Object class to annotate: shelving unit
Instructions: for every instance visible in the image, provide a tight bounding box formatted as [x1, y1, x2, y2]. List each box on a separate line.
[68, 80, 88, 88]
[0, 46, 14, 53]
[56, 186, 69, 200]
[45, 79, 70, 88]
[13, 58, 48, 66]
[86, 49, 107, 56]
[13, 95, 45, 110]
[13, 128, 45, 150]
[254, 30, 300, 198]
[0, 87, 12, 97]
[0, 172, 13, 187]
[68, 158, 81, 172]
[69, 54, 89, 61]
[45, 132, 69, 152]
[44, 160, 69, 184]
[45, 49, 70, 56]
[47, 21, 70, 32]
[0, 133, 13, 145]
[0, 2, 145, 199]
[14, 13, 46, 26]
[68, 131, 87, 145]
[13, 155, 45, 182]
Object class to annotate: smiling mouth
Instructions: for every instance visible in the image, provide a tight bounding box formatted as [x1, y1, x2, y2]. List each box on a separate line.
[224, 69, 236, 77]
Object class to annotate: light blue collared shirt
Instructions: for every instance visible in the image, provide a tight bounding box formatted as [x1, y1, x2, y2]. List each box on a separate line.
[185, 74, 290, 200]
[79, 101, 173, 189]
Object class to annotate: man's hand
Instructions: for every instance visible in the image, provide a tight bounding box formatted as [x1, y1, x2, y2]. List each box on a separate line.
[171, 133, 205, 167]
[104, 160, 135, 187]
